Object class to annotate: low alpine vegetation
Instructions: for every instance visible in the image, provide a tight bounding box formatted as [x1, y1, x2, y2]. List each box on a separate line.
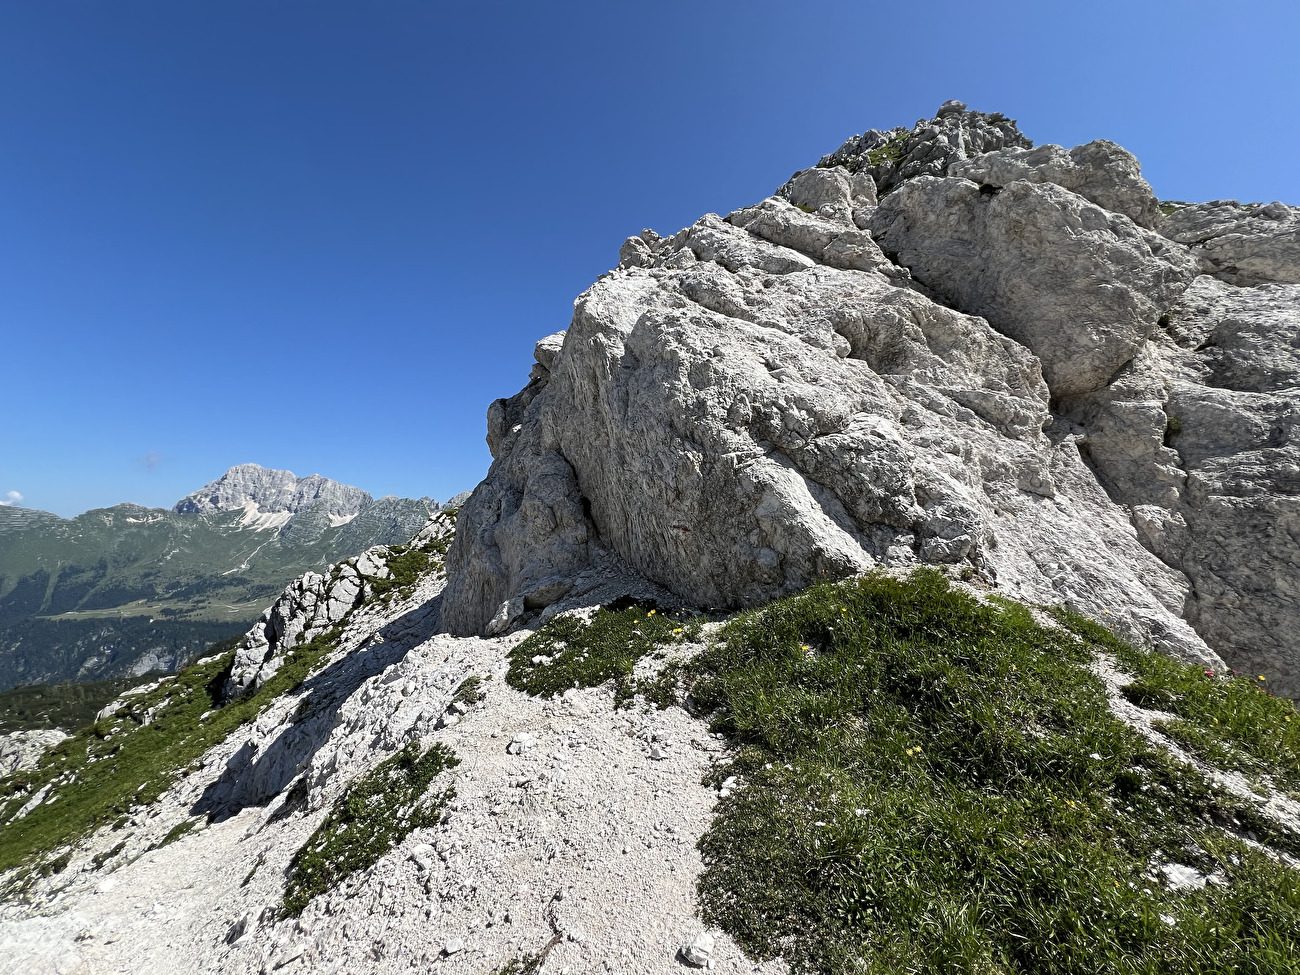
[685, 570, 1300, 974]
[506, 601, 702, 707]
[281, 741, 458, 917]
[1053, 608, 1300, 793]
[0, 626, 344, 881]
[368, 514, 454, 605]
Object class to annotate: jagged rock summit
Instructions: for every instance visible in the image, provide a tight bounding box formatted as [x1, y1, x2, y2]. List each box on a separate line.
[174, 464, 372, 520]
[445, 100, 1300, 696]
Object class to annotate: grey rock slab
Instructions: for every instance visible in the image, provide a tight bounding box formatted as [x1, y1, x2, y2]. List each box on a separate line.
[1066, 275, 1300, 695]
[1160, 200, 1300, 286]
[869, 176, 1199, 397]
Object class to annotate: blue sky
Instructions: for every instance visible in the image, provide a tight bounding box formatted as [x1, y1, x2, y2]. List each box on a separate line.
[2, 1, 1297, 517]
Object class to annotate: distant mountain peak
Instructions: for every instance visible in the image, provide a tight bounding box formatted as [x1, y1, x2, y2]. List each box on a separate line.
[173, 464, 372, 518]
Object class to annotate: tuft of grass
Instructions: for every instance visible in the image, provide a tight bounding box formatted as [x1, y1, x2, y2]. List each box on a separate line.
[865, 134, 908, 168]
[0, 626, 344, 878]
[368, 513, 454, 606]
[685, 569, 1300, 975]
[155, 817, 199, 849]
[506, 603, 702, 707]
[1053, 608, 1300, 791]
[452, 675, 484, 706]
[281, 741, 458, 917]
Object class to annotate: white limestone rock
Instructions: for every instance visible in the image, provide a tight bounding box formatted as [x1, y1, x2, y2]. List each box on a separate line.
[949, 139, 1162, 229]
[1064, 275, 1300, 695]
[442, 193, 1211, 663]
[224, 513, 455, 699]
[1159, 199, 1300, 286]
[819, 101, 1032, 196]
[868, 176, 1199, 397]
[0, 729, 68, 778]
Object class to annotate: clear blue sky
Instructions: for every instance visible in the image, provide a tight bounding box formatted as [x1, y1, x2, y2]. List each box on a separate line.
[2, 1, 1297, 517]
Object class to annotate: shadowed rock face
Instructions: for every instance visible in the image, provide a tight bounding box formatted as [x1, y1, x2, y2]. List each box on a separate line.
[443, 102, 1300, 696]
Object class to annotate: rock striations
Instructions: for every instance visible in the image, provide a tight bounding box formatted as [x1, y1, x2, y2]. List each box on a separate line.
[445, 100, 1299, 696]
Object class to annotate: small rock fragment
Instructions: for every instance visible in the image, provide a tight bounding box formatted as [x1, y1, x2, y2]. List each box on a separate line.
[680, 931, 715, 967]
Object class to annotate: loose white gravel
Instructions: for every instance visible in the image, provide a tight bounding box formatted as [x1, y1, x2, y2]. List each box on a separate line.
[0, 573, 785, 975]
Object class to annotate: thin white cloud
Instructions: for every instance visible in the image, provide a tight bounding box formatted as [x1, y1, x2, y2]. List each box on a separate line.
[1, 490, 22, 506]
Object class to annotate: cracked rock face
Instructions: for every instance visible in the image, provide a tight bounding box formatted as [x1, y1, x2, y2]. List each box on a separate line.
[868, 176, 1198, 398]
[1160, 199, 1300, 287]
[443, 101, 1298, 694]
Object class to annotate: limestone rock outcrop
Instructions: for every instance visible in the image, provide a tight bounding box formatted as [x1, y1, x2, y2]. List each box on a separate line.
[225, 515, 455, 699]
[0, 729, 68, 778]
[1160, 199, 1300, 286]
[443, 102, 1300, 694]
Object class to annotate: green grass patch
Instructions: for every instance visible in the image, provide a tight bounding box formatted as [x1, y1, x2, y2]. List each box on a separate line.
[1054, 608, 1300, 791]
[0, 626, 344, 879]
[452, 675, 484, 706]
[368, 517, 452, 605]
[683, 570, 1300, 974]
[865, 134, 908, 168]
[506, 602, 702, 707]
[281, 741, 458, 917]
[155, 817, 199, 849]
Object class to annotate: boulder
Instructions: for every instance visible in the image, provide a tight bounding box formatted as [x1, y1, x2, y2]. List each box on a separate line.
[949, 139, 1162, 229]
[868, 176, 1198, 397]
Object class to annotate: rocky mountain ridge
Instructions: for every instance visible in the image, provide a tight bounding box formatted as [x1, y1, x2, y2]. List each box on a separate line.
[173, 464, 373, 521]
[2, 103, 1299, 975]
[0, 467, 456, 691]
[444, 99, 1300, 698]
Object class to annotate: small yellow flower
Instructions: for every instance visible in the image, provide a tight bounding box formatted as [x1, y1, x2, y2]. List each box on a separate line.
[1259, 675, 1267, 681]
[648, 609, 656, 615]
[801, 644, 811, 651]
[672, 628, 683, 635]
[1286, 716, 1292, 723]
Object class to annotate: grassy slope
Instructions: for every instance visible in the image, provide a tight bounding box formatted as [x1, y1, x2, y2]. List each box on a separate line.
[0, 629, 342, 879]
[511, 570, 1300, 975]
